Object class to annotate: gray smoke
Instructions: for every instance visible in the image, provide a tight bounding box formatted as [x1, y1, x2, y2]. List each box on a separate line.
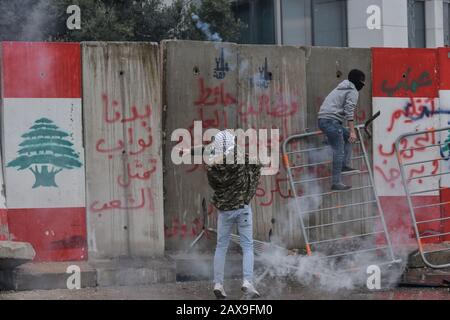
[20, 0, 53, 41]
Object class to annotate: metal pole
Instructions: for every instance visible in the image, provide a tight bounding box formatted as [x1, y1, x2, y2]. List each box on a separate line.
[357, 127, 397, 262]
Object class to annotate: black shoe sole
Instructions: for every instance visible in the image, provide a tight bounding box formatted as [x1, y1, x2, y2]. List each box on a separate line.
[214, 289, 226, 299]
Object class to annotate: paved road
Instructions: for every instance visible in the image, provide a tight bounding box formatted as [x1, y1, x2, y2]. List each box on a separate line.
[0, 279, 449, 300]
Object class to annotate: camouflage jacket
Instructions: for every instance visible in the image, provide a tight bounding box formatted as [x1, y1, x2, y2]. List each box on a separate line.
[205, 147, 262, 211]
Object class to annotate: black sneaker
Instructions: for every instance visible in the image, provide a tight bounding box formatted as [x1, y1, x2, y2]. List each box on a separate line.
[331, 183, 352, 191]
[341, 166, 360, 174]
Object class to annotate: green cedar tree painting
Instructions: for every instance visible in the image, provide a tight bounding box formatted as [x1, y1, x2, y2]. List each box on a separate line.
[7, 118, 82, 188]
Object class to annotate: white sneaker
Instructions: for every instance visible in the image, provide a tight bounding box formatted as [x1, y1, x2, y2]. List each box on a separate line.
[241, 280, 260, 298]
[213, 283, 227, 299]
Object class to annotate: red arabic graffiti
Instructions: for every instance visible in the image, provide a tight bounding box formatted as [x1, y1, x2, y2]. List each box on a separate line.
[194, 78, 237, 106]
[255, 173, 293, 207]
[90, 93, 158, 213]
[376, 125, 439, 189]
[238, 92, 299, 121]
[164, 203, 217, 239]
[387, 97, 436, 132]
[377, 129, 436, 160]
[117, 158, 158, 187]
[90, 187, 155, 213]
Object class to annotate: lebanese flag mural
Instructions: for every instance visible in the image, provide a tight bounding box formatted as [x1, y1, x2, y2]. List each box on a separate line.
[1, 42, 86, 261]
[372, 48, 450, 246]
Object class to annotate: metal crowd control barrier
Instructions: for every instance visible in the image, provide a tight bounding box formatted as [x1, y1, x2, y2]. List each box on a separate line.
[282, 114, 401, 271]
[395, 127, 450, 269]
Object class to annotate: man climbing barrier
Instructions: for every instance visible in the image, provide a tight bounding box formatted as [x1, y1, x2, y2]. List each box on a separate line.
[317, 69, 366, 191]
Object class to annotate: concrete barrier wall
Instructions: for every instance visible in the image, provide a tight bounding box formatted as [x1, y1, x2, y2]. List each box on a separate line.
[1, 42, 87, 261]
[82, 42, 164, 259]
[162, 40, 307, 250]
[162, 41, 239, 250]
[3, 40, 447, 260]
[236, 45, 307, 247]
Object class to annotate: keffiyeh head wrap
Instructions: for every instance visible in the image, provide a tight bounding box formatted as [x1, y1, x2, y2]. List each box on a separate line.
[207, 130, 236, 163]
[212, 130, 235, 155]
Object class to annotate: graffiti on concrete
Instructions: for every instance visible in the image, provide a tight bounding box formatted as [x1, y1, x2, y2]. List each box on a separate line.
[381, 68, 432, 97]
[96, 94, 153, 158]
[375, 129, 438, 188]
[167, 68, 302, 237]
[255, 173, 293, 207]
[7, 118, 82, 188]
[194, 78, 237, 106]
[377, 97, 443, 187]
[90, 93, 158, 213]
[387, 98, 437, 132]
[213, 48, 229, 80]
[238, 92, 299, 121]
[117, 159, 158, 187]
[90, 187, 155, 213]
[249, 57, 272, 89]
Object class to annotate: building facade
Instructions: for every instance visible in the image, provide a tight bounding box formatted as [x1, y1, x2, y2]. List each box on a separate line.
[232, 0, 450, 48]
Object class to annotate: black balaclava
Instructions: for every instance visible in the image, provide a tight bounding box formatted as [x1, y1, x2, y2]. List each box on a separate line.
[348, 69, 366, 91]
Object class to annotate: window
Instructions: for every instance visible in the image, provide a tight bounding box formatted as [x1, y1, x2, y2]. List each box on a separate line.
[408, 0, 426, 48]
[281, 0, 311, 45]
[445, 0, 450, 46]
[280, 0, 347, 47]
[312, 0, 347, 47]
[232, 0, 276, 44]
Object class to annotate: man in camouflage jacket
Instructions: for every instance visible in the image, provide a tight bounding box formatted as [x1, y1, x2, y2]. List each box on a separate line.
[185, 130, 262, 299]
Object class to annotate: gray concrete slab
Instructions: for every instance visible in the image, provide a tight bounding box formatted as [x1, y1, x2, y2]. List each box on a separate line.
[90, 256, 176, 287]
[400, 267, 450, 287]
[0, 241, 35, 269]
[0, 261, 96, 291]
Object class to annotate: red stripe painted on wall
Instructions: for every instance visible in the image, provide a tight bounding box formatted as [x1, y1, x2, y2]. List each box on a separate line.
[0, 209, 8, 241]
[377, 196, 446, 245]
[7, 208, 87, 261]
[372, 48, 438, 98]
[2, 42, 81, 98]
[438, 48, 450, 90]
[378, 196, 416, 246]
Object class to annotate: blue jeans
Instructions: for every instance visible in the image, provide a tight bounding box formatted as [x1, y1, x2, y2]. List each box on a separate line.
[318, 118, 352, 185]
[213, 205, 254, 284]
